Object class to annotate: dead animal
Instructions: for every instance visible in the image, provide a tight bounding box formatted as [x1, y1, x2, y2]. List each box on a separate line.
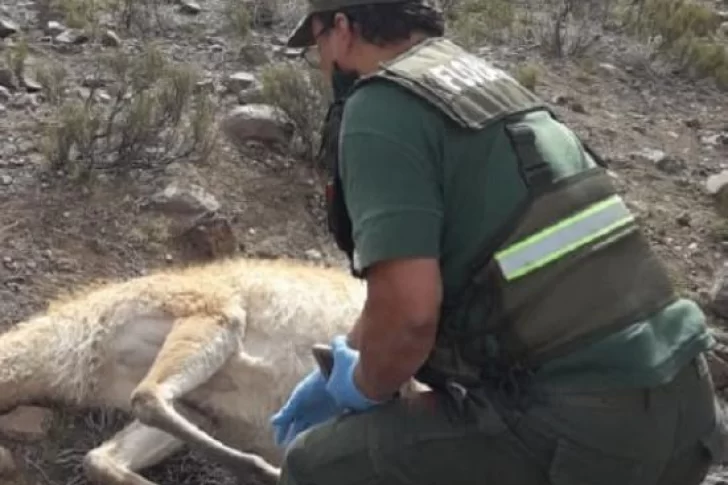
[0, 256, 393, 485]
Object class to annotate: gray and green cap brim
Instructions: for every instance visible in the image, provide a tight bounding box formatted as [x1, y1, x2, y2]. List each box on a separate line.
[285, 0, 417, 47]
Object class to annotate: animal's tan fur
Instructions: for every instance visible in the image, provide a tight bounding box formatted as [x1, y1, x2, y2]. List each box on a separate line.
[0, 256, 423, 485]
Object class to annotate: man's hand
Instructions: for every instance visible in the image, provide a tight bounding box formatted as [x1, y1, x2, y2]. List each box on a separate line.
[354, 257, 442, 401]
[325, 335, 388, 412]
[269, 368, 343, 447]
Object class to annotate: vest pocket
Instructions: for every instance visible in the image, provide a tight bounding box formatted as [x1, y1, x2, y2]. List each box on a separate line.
[548, 438, 644, 485]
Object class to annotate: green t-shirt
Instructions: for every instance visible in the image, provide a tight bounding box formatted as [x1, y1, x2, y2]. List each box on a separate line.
[338, 79, 714, 391]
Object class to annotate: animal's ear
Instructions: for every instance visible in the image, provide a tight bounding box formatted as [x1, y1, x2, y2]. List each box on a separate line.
[311, 343, 334, 379]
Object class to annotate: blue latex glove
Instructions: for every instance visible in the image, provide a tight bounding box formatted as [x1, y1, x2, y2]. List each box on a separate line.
[270, 368, 342, 447]
[325, 335, 385, 412]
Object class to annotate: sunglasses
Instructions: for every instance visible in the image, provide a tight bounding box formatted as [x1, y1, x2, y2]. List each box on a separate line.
[298, 24, 331, 68]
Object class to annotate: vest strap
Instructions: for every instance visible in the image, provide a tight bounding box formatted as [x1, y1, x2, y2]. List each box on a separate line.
[504, 120, 555, 190]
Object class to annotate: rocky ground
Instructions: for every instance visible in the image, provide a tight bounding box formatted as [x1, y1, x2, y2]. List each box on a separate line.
[0, 0, 727, 483]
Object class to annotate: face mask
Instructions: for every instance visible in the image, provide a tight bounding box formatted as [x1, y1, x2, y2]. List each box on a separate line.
[331, 62, 359, 100]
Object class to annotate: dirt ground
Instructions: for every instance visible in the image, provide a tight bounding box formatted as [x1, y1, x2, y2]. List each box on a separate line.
[0, 0, 728, 483]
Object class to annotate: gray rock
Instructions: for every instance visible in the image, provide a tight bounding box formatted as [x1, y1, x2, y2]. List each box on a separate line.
[147, 182, 220, 215]
[221, 103, 294, 149]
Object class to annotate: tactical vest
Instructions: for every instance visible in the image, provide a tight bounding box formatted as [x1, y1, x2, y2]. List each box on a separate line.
[321, 37, 678, 391]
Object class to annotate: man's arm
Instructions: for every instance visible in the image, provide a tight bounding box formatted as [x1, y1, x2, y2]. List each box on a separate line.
[336, 82, 444, 401]
[352, 257, 442, 401]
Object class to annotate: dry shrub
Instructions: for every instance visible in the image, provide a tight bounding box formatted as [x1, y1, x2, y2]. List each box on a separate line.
[39, 43, 219, 180]
[259, 61, 331, 165]
[446, 0, 516, 48]
[525, 0, 619, 57]
[513, 62, 540, 91]
[49, 0, 172, 37]
[620, 0, 728, 88]
[49, 0, 105, 29]
[4, 35, 29, 83]
[34, 61, 70, 106]
[223, 0, 253, 41]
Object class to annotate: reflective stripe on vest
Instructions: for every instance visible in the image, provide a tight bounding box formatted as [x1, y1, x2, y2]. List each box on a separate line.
[495, 194, 636, 281]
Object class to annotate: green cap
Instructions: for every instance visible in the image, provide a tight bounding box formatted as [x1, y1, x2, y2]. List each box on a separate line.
[285, 0, 413, 48]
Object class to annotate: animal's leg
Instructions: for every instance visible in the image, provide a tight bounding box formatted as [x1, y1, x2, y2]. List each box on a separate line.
[83, 419, 185, 485]
[129, 311, 281, 484]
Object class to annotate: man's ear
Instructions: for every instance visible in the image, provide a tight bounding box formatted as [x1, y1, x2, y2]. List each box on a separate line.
[331, 12, 355, 58]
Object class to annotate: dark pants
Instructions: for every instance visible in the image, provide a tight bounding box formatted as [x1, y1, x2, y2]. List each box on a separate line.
[278, 354, 723, 485]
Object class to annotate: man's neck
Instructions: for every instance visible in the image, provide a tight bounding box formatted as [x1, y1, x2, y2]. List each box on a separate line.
[355, 32, 431, 75]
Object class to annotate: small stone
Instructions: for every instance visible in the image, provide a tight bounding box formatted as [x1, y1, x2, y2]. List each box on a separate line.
[54, 29, 89, 45]
[676, 212, 691, 227]
[237, 85, 264, 105]
[632, 148, 685, 174]
[1, 175, 12, 185]
[44, 20, 65, 37]
[0, 86, 10, 101]
[21, 76, 42, 93]
[194, 79, 215, 94]
[101, 29, 121, 47]
[597, 62, 618, 75]
[0, 18, 18, 38]
[684, 118, 701, 129]
[570, 101, 586, 114]
[224, 71, 256, 94]
[179, 0, 201, 14]
[305, 249, 322, 260]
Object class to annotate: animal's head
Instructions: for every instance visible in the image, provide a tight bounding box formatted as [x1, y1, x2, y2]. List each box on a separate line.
[309, 344, 427, 398]
[311, 343, 334, 378]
